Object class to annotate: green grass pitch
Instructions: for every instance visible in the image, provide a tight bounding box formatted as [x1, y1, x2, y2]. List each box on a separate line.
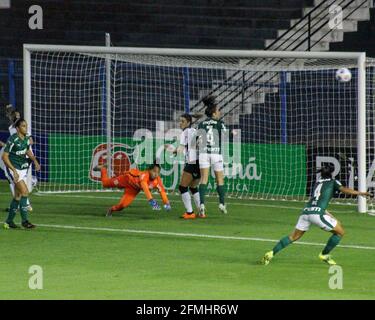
[0, 180, 374, 299]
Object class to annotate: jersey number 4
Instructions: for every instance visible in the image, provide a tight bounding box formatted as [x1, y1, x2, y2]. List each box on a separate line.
[312, 183, 323, 205]
[206, 125, 215, 146]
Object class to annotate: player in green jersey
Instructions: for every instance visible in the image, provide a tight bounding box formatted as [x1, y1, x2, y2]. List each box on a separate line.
[197, 95, 229, 217]
[2, 118, 41, 229]
[261, 165, 371, 266]
[1, 105, 34, 211]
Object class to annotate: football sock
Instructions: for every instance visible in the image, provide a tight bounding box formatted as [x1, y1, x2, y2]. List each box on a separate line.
[217, 185, 225, 205]
[322, 234, 342, 255]
[181, 191, 193, 213]
[192, 190, 200, 209]
[273, 236, 292, 255]
[20, 196, 29, 223]
[6, 199, 19, 223]
[199, 184, 207, 205]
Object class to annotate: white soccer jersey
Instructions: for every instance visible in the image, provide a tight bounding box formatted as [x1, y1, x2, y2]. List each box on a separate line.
[8, 125, 17, 136]
[180, 127, 198, 164]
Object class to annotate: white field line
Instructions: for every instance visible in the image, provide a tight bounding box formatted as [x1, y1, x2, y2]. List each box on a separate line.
[31, 193, 356, 213]
[34, 223, 375, 251]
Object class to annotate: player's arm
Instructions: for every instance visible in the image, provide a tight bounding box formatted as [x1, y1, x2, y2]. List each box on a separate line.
[164, 143, 184, 156]
[156, 177, 171, 210]
[140, 180, 153, 201]
[139, 176, 161, 210]
[26, 149, 41, 172]
[339, 186, 371, 197]
[220, 120, 238, 137]
[165, 132, 185, 156]
[0, 140, 5, 148]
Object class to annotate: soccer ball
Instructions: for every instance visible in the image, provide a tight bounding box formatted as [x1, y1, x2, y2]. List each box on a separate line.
[335, 68, 352, 82]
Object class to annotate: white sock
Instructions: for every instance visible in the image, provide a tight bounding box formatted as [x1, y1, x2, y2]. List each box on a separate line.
[192, 191, 200, 210]
[181, 192, 193, 213]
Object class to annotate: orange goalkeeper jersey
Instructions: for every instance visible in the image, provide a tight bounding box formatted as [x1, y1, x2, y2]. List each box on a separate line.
[122, 168, 169, 204]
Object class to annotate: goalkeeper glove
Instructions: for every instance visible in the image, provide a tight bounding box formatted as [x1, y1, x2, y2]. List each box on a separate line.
[164, 203, 171, 211]
[149, 199, 161, 211]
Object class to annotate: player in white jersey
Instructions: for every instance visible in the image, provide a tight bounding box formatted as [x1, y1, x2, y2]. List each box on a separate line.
[1, 105, 34, 211]
[166, 114, 202, 219]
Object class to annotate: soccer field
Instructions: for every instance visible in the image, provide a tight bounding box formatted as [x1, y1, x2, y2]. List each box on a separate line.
[0, 181, 374, 300]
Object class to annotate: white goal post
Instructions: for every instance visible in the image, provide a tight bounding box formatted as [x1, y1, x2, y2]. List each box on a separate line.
[23, 44, 373, 213]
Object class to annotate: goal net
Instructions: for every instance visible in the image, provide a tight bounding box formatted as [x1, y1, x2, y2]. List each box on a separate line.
[23, 45, 375, 212]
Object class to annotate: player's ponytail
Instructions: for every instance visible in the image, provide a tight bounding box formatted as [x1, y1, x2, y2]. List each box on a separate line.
[5, 105, 20, 125]
[202, 95, 217, 118]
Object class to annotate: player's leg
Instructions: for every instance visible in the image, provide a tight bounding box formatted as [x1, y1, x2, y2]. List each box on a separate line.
[99, 167, 126, 189]
[25, 165, 33, 211]
[4, 179, 15, 212]
[4, 168, 35, 229]
[106, 189, 139, 217]
[198, 153, 210, 217]
[3, 167, 20, 228]
[15, 179, 35, 229]
[4, 187, 20, 229]
[317, 212, 343, 265]
[189, 178, 201, 213]
[212, 153, 226, 214]
[261, 215, 309, 265]
[179, 170, 195, 219]
[214, 170, 227, 214]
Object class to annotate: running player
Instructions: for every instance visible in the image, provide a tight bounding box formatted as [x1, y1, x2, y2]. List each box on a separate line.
[2, 118, 41, 229]
[165, 114, 201, 219]
[95, 162, 171, 216]
[196, 95, 229, 217]
[261, 165, 371, 266]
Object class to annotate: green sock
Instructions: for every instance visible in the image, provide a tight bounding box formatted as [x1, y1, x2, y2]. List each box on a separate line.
[199, 184, 207, 205]
[322, 234, 342, 255]
[272, 236, 292, 255]
[6, 199, 19, 224]
[217, 185, 225, 205]
[19, 196, 29, 223]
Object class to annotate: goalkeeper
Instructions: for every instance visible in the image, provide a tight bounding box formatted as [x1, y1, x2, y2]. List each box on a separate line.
[94, 162, 171, 216]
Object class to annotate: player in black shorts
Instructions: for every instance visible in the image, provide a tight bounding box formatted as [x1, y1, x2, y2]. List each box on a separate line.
[166, 113, 202, 219]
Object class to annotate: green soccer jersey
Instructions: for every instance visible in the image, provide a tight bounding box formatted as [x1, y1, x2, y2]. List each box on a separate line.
[4, 134, 31, 170]
[302, 178, 342, 215]
[198, 117, 227, 154]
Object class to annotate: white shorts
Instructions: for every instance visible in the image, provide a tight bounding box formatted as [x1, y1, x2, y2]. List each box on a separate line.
[296, 213, 338, 232]
[0, 147, 5, 171]
[3, 167, 29, 185]
[199, 153, 224, 171]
